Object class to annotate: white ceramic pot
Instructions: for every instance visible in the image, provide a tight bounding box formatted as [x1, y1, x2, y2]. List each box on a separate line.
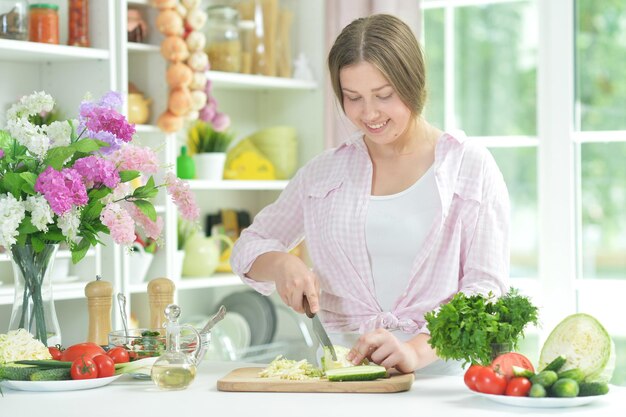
[194, 152, 226, 180]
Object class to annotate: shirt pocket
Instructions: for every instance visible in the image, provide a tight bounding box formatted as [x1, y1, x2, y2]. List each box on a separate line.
[454, 176, 482, 203]
[305, 179, 344, 238]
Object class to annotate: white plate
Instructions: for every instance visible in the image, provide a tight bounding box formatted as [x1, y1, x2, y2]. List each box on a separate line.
[475, 392, 603, 408]
[0, 374, 122, 392]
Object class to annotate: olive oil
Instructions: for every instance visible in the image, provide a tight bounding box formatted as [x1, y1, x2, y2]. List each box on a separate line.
[151, 364, 197, 390]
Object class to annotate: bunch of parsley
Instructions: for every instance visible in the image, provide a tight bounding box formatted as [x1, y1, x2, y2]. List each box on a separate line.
[424, 288, 539, 367]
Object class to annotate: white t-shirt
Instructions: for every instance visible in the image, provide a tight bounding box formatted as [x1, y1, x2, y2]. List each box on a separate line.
[365, 166, 441, 312]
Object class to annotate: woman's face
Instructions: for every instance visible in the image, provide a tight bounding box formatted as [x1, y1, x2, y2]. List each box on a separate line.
[340, 61, 413, 146]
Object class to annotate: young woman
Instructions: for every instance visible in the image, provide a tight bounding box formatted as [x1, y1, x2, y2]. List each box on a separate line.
[230, 14, 510, 374]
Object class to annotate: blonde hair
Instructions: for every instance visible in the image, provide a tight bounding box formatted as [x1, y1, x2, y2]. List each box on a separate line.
[328, 14, 427, 117]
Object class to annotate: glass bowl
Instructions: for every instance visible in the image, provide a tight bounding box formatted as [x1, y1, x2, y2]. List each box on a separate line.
[108, 328, 210, 378]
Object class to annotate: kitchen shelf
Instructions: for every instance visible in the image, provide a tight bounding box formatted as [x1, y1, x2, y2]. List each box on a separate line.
[208, 71, 317, 91]
[127, 42, 160, 53]
[0, 249, 95, 262]
[188, 179, 289, 191]
[135, 124, 162, 134]
[0, 281, 88, 305]
[0, 39, 109, 62]
[128, 273, 243, 294]
[128, 0, 150, 5]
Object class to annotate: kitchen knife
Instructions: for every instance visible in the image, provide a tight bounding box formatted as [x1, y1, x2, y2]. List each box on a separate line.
[303, 296, 337, 361]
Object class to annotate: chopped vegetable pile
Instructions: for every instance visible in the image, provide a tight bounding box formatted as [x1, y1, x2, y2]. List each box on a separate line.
[0, 329, 52, 364]
[258, 355, 324, 380]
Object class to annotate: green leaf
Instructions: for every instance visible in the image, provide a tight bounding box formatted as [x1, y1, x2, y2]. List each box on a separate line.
[42, 230, 65, 242]
[17, 216, 39, 234]
[119, 170, 141, 183]
[0, 129, 14, 152]
[72, 138, 107, 153]
[2, 172, 25, 198]
[19, 172, 38, 187]
[133, 199, 157, 222]
[44, 146, 75, 169]
[88, 187, 112, 201]
[133, 176, 158, 199]
[71, 239, 91, 264]
[31, 235, 44, 252]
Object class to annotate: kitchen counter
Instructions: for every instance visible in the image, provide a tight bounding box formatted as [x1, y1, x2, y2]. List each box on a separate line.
[1, 361, 623, 417]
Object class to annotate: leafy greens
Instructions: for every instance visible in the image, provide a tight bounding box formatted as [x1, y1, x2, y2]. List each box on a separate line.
[424, 288, 539, 367]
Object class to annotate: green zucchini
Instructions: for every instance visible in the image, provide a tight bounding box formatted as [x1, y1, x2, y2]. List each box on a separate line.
[30, 368, 72, 381]
[15, 360, 72, 368]
[542, 355, 567, 372]
[578, 381, 609, 397]
[557, 368, 585, 384]
[0, 364, 41, 381]
[325, 365, 387, 382]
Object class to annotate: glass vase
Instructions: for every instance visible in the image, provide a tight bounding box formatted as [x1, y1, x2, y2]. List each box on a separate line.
[8, 244, 62, 346]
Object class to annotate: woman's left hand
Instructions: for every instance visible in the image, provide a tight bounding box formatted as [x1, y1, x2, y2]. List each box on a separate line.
[346, 329, 419, 374]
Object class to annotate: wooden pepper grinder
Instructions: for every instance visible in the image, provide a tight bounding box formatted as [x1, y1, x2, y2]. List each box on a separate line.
[85, 275, 113, 346]
[148, 277, 175, 329]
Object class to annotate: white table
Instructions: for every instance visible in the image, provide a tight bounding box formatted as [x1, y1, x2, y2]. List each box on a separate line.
[1, 362, 623, 417]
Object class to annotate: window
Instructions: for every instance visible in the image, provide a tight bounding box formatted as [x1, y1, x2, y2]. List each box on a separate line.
[422, 0, 626, 385]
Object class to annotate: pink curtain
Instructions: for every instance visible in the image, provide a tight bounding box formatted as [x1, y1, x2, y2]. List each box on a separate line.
[324, 0, 422, 148]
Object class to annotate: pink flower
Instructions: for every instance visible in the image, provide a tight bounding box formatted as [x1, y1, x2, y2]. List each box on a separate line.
[164, 172, 199, 221]
[0, 149, 4, 159]
[73, 156, 120, 188]
[85, 107, 135, 143]
[35, 166, 88, 215]
[211, 112, 231, 131]
[124, 202, 163, 240]
[111, 145, 159, 174]
[100, 203, 136, 245]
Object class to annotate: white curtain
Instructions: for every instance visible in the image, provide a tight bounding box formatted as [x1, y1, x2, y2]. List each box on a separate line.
[324, 0, 422, 148]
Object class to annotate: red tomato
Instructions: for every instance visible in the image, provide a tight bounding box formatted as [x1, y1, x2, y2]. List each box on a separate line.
[70, 357, 98, 380]
[61, 342, 106, 362]
[107, 346, 130, 364]
[48, 346, 63, 360]
[92, 355, 116, 378]
[475, 366, 507, 395]
[505, 377, 532, 397]
[490, 352, 534, 380]
[464, 365, 485, 391]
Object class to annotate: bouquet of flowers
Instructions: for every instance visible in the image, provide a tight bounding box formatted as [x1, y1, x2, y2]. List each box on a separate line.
[0, 91, 199, 344]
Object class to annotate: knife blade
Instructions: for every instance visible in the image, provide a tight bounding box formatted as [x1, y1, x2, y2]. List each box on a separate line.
[303, 296, 337, 361]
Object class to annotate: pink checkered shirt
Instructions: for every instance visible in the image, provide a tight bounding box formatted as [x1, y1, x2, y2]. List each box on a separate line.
[231, 131, 510, 336]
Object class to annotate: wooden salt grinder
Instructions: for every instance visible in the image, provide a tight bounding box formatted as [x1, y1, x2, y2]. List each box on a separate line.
[85, 275, 113, 346]
[148, 277, 175, 329]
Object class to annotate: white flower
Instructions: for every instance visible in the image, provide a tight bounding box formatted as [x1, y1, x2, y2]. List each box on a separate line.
[6, 91, 55, 159]
[44, 121, 71, 148]
[24, 195, 54, 232]
[0, 194, 26, 248]
[58, 207, 81, 243]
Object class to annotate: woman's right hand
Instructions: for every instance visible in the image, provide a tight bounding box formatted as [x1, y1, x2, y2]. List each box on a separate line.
[247, 252, 320, 315]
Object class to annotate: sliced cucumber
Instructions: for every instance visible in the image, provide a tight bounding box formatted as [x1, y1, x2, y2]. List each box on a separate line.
[512, 365, 534, 378]
[325, 365, 387, 382]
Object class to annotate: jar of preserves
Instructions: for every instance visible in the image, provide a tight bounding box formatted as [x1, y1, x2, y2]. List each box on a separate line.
[29, 3, 59, 44]
[68, 0, 89, 47]
[205, 5, 241, 73]
[0, 0, 28, 40]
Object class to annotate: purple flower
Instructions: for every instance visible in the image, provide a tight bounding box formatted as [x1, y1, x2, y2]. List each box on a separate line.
[85, 107, 135, 143]
[89, 130, 121, 154]
[78, 91, 135, 152]
[35, 166, 88, 215]
[73, 155, 120, 189]
[0, 149, 4, 159]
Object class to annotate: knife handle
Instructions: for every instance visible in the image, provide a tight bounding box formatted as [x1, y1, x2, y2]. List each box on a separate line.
[302, 295, 315, 319]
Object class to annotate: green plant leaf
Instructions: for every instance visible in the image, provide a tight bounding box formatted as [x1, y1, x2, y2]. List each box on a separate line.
[119, 170, 141, 183]
[19, 172, 38, 187]
[44, 146, 75, 170]
[133, 199, 157, 222]
[31, 235, 44, 252]
[71, 239, 91, 264]
[88, 186, 112, 201]
[72, 138, 107, 153]
[17, 216, 39, 235]
[2, 172, 25, 198]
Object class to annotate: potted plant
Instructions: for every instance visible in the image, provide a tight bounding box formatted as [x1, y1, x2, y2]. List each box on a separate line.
[187, 120, 235, 180]
[424, 288, 539, 367]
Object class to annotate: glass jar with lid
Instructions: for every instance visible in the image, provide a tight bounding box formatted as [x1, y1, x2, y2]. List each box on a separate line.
[29, 3, 59, 44]
[205, 5, 241, 73]
[0, 0, 28, 40]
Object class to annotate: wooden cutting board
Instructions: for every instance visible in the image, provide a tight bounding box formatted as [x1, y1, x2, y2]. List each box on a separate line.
[217, 367, 414, 393]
